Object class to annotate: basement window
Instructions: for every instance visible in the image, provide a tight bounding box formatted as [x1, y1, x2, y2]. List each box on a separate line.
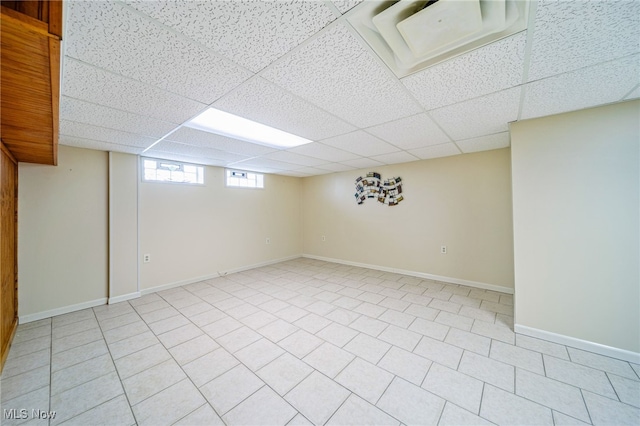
[142, 158, 204, 184]
[226, 169, 264, 189]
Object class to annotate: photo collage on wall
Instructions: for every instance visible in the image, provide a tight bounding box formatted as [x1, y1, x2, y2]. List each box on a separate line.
[355, 172, 404, 206]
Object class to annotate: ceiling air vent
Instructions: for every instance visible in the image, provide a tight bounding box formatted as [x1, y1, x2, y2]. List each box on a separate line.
[348, 0, 529, 78]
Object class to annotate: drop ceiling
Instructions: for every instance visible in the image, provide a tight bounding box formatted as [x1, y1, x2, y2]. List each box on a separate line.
[59, 0, 640, 177]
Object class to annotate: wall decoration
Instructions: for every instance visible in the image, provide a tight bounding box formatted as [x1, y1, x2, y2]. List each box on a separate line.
[355, 172, 404, 206]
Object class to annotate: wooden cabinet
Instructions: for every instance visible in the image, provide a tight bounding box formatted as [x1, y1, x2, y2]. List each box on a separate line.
[1, 0, 62, 165]
[0, 0, 62, 372]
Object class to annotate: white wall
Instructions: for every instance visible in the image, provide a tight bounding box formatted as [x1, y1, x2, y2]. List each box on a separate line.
[511, 100, 640, 354]
[302, 149, 514, 290]
[109, 152, 138, 301]
[18, 146, 109, 318]
[139, 166, 302, 291]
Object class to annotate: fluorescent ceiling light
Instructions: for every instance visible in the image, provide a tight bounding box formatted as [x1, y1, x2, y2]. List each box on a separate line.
[185, 108, 313, 149]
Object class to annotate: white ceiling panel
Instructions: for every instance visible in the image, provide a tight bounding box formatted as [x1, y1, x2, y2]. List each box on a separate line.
[521, 55, 640, 120]
[340, 157, 385, 169]
[59, 120, 157, 148]
[165, 127, 277, 157]
[370, 151, 420, 165]
[625, 85, 640, 100]
[213, 77, 355, 140]
[125, 0, 335, 73]
[314, 162, 357, 172]
[291, 167, 333, 176]
[262, 151, 328, 167]
[332, 1, 364, 14]
[66, 1, 251, 104]
[456, 133, 511, 154]
[262, 23, 423, 128]
[230, 158, 301, 172]
[142, 150, 227, 167]
[528, 0, 640, 81]
[288, 142, 360, 162]
[408, 143, 461, 160]
[321, 131, 400, 157]
[366, 113, 451, 150]
[150, 141, 249, 164]
[60, 136, 144, 155]
[278, 170, 313, 177]
[63, 59, 206, 124]
[402, 32, 527, 110]
[430, 87, 521, 140]
[60, 96, 177, 139]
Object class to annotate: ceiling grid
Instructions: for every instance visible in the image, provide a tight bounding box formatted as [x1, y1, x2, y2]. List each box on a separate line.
[58, 0, 640, 177]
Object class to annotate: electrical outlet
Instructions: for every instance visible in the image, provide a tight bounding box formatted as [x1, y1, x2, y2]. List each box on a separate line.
[321, 235, 326, 242]
[440, 246, 447, 254]
[143, 254, 151, 263]
[265, 237, 271, 245]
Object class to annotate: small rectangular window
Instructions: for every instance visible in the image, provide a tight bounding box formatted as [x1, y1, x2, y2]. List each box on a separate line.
[226, 169, 264, 189]
[142, 158, 204, 184]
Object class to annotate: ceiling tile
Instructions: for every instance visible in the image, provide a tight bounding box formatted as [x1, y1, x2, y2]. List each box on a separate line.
[65, 1, 251, 104]
[277, 170, 312, 177]
[213, 77, 355, 140]
[430, 87, 521, 140]
[456, 133, 511, 154]
[288, 142, 360, 162]
[149, 141, 249, 164]
[262, 23, 422, 128]
[292, 167, 333, 176]
[321, 131, 400, 156]
[165, 127, 277, 157]
[340, 157, 385, 169]
[230, 158, 300, 171]
[408, 143, 461, 160]
[332, 1, 364, 14]
[60, 120, 157, 149]
[402, 32, 526, 110]
[521, 55, 640, 120]
[60, 96, 177, 138]
[60, 136, 144, 155]
[366, 113, 451, 149]
[62, 59, 206, 123]
[314, 162, 357, 172]
[262, 151, 328, 167]
[369, 151, 420, 165]
[142, 150, 227, 167]
[625, 85, 640, 100]
[125, 0, 335, 73]
[528, 0, 640, 81]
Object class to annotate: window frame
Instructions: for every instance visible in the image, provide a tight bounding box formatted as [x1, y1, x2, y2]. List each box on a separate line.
[225, 169, 264, 189]
[141, 157, 205, 185]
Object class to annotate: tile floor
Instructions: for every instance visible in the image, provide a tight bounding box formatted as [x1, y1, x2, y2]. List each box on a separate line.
[1, 258, 639, 425]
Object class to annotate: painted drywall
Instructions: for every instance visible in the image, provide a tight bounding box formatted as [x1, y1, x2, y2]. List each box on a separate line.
[109, 152, 138, 300]
[302, 149, 514, 289]
[511, 100, 640, 353]
[139, 166, 302, 290]
[18, 146, 108, 317]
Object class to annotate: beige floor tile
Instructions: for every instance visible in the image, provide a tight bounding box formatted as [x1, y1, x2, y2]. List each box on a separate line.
[285, 371, 350, 425]
[2, 366, 50, 402]
[199, 365, 264, 415]
[326, 394, 400, 426]
[2, 349, 50, 379]
[257, 353, 313, 396]
[422, 363, 484, 414]
[376, 377, 445, 425]
[303, 342, 354, 378]
[223, 386, 297, 425]
[183, 347, 239, 387]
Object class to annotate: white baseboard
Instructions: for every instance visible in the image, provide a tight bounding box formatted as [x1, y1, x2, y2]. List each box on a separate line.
[140, 255, 303, 296]
[514, 324, 640, 364]
[303, 254, 514, 295]
[108, 292, 141, 304]
[19, 297, 108, 324]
